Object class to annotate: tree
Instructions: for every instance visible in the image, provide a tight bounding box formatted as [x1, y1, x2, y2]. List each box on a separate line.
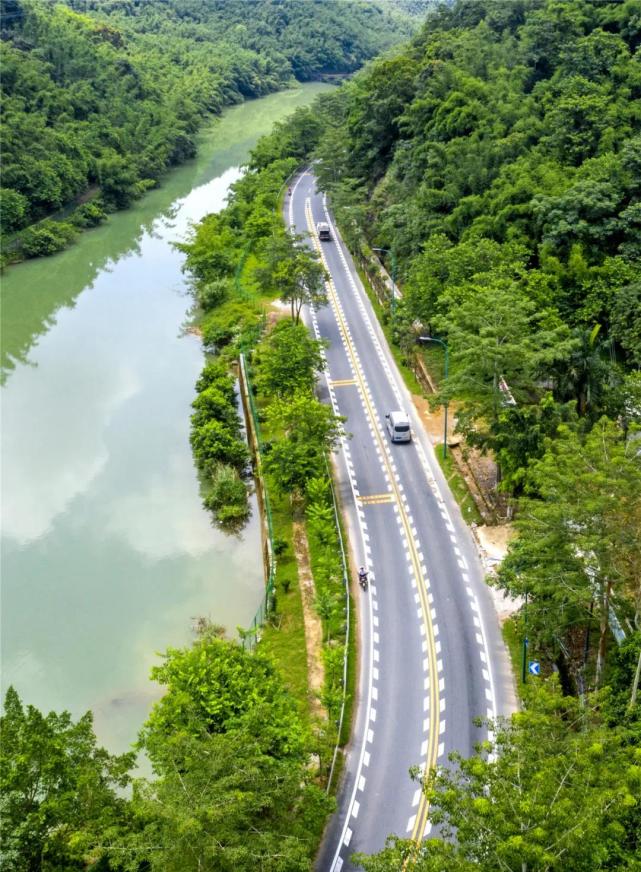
[0, 687, 134, 872]
[256, 233, 328, 324]
[264, 392, 344, 495]
[431, 280, 574, 459]
[354, 680, 641, 872]
[255, 320, 327, 398]
[128, 730, 328, 872]
[490, 393, 576, 495]
[140, 633, 306, 766]
[611, 282, 641, 368]
[0, 187, 28, 232]
[498, 418, 641, 687]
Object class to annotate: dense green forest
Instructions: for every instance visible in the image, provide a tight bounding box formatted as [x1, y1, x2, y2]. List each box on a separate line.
[3, 0, 641, 868]
[176, 0, 641, 866]
[291, 0, 640, 866]
[0, 629, 333, 871]
[0, 0, 414, 261]
[307, 0, 641, 670]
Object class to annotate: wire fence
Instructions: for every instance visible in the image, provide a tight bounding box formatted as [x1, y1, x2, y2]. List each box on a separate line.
[238, 352, 276, 651]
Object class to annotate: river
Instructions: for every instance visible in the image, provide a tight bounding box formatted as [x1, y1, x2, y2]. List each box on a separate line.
[0, 84, 329, 753]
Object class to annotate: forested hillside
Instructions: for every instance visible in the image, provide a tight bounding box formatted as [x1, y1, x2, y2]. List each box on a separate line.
[307, 0, 641, 662]
[0, 0, 413, 261]
[278, 2, 640, 866]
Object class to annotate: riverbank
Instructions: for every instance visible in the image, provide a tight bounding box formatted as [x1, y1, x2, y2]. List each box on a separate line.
[0, 86, 328, 755]
[178, 103, 358, 801]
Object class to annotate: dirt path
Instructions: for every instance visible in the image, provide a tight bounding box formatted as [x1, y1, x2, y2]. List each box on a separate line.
[292, 515, 326, 716]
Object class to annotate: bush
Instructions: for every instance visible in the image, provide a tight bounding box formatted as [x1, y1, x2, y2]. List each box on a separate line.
[71, 200, 107, 228]
[18, 220, 76, 257]
[0, 187, 28, 232]
[204, 463, 249, 526]
[272, 536, 289, 556]
[191, 418, 249, 474]
[197, 278, 231, 311]
[202, 300, 262, 351]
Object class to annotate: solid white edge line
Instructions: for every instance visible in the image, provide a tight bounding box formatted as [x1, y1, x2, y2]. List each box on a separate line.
[297, 189, 375, 872]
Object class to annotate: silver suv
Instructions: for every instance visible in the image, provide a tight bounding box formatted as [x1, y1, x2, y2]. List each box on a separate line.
[385, 411, 411, 443]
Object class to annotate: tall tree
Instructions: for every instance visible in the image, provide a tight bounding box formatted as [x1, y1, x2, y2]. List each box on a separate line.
[498, 418, 641, 687]
[264, 393, 344, 495]
[432, 280, 574, 459]
[0, 687, 134, 871]
[256, 233, 328, 324]
[255, 320, 327, 398]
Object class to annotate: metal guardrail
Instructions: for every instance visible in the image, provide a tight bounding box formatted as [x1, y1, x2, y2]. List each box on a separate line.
[325, 453, 351, 794]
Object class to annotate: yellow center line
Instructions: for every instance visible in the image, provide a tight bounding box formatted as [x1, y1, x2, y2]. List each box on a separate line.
[359, 493, 397, 505]
[330, 378, 357, 387]
[305, 201, 439, 848]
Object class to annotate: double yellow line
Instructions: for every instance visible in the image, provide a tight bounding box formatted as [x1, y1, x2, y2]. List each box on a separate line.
[305, 201, 439, 847]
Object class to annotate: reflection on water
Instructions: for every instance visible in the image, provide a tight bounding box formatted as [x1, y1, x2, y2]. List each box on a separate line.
[1, 85, 330, 752]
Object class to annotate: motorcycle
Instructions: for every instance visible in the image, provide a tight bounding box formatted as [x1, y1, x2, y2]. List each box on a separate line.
[358, 570, 368, 591]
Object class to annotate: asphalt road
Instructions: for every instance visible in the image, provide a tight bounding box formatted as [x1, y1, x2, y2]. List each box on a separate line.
[287, 171, 516, 871]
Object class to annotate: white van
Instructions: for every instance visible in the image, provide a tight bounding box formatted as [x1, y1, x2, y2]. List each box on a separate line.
[317, 221, 331, 241]
[385, 411, 411, 443]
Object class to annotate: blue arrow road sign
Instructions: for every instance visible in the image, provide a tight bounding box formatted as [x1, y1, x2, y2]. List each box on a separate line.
[528, 660, 541, 676]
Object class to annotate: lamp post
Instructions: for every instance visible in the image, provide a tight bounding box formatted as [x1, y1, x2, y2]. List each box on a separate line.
[522, 589, 528, 684]
[372, 247, 397, 317]
[418, 335, 449, 459]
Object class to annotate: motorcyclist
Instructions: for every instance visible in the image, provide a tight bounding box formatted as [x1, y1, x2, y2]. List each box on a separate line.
[358, 566, 368, 589]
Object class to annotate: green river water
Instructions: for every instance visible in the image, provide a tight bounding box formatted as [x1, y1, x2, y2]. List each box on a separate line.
[1, 84, 329, 753]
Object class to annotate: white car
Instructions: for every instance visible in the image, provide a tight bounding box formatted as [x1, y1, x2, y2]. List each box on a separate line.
[385, 411, 411, 443]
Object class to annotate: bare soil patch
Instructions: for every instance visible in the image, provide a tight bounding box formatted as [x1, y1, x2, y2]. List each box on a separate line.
[292, 514, 325, 716]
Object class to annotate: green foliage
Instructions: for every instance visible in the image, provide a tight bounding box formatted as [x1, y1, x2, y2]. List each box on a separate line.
[611, 282, 641, 367]
[140, 634, 307, 765]
[255, 231, 329, 323]
[196, 277, 231, 312]
[130, 730, 329, 872]
[497, 418, 641, 688]
[0, 187, 28, 233]
[203, 462, 250, 527]
[355, 679, 641, 872]
[255, 319, 327, 398]
[0, 686, 134, 872]
[190, 357, 249, 526]
[263, 392, 344, 495]
[17, 218, 77, 257]
[2, 0, 412, 260]
[70, 199, 107, 228]
[309, 0, 641, 490]
[191, 407, 249, 475]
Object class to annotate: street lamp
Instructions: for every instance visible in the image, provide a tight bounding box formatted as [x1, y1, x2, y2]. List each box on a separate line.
[372, 247, 397, 317]
[418, 335, 449, 459]
[522, 589, 528, 684]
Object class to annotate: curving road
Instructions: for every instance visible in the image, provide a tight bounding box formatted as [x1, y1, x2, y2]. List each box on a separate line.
[287, 171, 516, 871]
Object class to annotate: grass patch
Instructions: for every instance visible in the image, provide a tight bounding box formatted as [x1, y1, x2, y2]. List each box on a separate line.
[434, 443, 484, 526]
[502, 614, 526, 697]
[259, 483, 310, 724]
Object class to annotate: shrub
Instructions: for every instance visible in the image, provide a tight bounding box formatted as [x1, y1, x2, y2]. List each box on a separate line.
[18, 220, 76, 257]
[71, 200, 107, 228]
[197, 278, 231, 311]
[272, 536, 289, 556]
[204, 463, 249, 525]
[191, 418, 249, 474]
